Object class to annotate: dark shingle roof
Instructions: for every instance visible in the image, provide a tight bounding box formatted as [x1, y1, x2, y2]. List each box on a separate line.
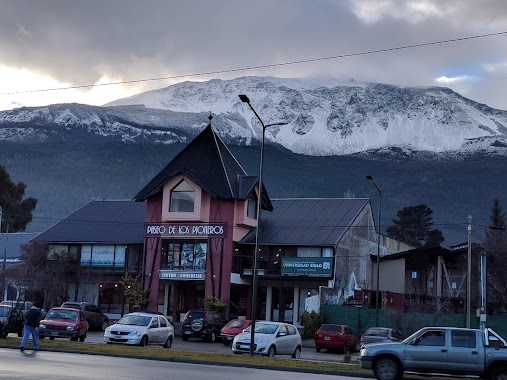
[239, 198, 369, 246]
[133, 124, 273, 211]
[32, 200, 145, 244]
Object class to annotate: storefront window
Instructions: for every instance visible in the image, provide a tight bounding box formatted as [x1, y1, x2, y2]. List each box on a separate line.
[170, 180, 195, 212]
[80, 245, 125, 268]
[162, 240, 207, 270]
[98, 283, 122, 313]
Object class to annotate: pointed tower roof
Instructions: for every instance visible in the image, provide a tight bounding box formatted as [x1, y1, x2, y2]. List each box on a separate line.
[133, 124, 273, 211]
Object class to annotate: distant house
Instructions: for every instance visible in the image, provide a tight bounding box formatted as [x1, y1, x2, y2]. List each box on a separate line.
[0, 232, 39, 301]
[376, 242, 482, 313]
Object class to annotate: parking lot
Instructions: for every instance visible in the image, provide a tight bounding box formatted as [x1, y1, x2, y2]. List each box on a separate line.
[83, 330, 359, 363]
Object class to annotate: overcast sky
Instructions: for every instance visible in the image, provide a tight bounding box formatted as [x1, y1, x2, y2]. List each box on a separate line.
[1, 0, 507, 111]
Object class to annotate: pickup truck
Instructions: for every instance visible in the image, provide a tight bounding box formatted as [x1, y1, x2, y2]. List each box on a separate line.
[359, 326, 507, 380]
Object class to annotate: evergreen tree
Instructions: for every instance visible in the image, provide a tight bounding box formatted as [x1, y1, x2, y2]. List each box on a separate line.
[0, 165, 38, 232]
[385, 204, 444, 247]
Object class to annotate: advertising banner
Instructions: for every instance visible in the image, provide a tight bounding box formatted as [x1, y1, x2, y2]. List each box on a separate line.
[281, 257, 333, 277]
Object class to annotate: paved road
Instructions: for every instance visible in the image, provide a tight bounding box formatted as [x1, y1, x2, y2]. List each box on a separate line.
[0, 347, 364, 380]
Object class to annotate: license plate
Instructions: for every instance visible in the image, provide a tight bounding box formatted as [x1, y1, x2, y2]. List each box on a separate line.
[50, 332, 59, 336]
[183, 331, 192, 335]
[115, 335, 122, 339]
[240, 344, 250, 349]
[324, 336, 331, 340]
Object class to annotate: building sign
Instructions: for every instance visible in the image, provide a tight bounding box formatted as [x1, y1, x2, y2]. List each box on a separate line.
[159, 270, 205, 281]
[281, 257, 333, 277]
[145, 223, 226, 238]
[80, 245, 125, 267]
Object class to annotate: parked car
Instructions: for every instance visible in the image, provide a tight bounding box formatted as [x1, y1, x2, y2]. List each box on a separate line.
[232, 321, 302, 358]
[61, 301, 109, 331]
[314, 324, 357, 353]
[360, 327, 403, 348]
[0, 304, 24, 338]
[0, 300, 33, 317]
[181, 310, 227, 342]
[39, 307, 89, 342]
[104, 312, 174, 347]
[220, 319, 251, 346]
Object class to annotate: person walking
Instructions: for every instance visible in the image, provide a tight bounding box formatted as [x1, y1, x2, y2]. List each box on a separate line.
[20, 302, 42, 352]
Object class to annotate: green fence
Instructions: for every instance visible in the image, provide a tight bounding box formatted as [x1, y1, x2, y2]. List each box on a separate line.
[321, 305, 507, 339]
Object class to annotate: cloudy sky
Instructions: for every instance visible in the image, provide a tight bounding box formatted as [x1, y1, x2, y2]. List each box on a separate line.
[1, 0, 507, 111]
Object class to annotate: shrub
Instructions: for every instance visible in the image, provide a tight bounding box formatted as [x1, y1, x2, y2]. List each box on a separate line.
[300, 310, 324, 339]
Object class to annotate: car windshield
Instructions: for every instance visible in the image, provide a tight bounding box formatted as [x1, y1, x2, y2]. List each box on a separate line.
[244, 323, 278, 335]
[225, 319, 246, 328]
[0, 306, 11, 317]
[117, 315, 151, 326]
[47, 310, 78, 321]
[365, 328, 389, 337]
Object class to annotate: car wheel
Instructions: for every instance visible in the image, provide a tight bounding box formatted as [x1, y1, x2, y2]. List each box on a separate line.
[139, 335, 148, 347]
[164, 336, 173, 348]
[268, 345, 276, 357]
[39, 335, 45, 340]
[101, 321, 108, 331]
[79, 332, 86, 342]
[374, 358, 402, 380]
[49, 337, 55, 341]
[209, 331, 216, 343]
[315, 346, 322, 352]
[70, 332, 79, 342]
[182, 335, 189, 341]
[490, 367, 507, 380]
[292, 346, 301, 359]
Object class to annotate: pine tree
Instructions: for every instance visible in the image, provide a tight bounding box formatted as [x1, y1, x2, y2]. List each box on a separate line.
[385, 204, 444, 247]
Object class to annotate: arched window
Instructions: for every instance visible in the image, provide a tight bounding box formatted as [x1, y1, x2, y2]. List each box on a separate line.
[170, 180, 195, 212]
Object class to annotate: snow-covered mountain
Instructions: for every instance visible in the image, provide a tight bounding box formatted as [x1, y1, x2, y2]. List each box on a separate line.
[2, 76, 507, 157]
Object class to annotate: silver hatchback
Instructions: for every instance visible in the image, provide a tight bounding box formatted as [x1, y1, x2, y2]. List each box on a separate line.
[232, 321, 302, 358]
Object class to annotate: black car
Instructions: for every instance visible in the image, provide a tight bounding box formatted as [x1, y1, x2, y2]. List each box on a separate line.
[181, 310, 226, 342]
[0, 305, 24, 338]
[60, 302, 109, 331]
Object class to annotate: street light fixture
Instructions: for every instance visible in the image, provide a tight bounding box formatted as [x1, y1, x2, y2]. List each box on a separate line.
[366, 175, 382, 327]
[239, 94, 287, 357]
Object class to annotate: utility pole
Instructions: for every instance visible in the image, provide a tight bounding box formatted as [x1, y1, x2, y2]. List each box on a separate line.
[466, 215, 472, 328]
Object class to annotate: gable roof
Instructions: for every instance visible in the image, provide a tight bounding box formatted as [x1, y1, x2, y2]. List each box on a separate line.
[32, 200, 145, 244]
[239, 198, 370, 246]
[133, 124, 273, 211]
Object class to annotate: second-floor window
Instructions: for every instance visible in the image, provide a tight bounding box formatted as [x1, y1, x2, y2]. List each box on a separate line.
[247, 194, 257, 219]
[170, 180, 195, 212]
[162, 240, 207, 270]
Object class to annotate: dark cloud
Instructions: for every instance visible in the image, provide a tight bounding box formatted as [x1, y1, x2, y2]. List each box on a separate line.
[1, 0, 507, 108]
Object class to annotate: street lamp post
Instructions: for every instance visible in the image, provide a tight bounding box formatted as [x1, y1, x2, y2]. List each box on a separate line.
[366, 175, 382, 327]
[239, 94, 287, 357]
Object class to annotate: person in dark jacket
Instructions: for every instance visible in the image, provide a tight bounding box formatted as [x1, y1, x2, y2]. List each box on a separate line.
[20, 302, 42, 352]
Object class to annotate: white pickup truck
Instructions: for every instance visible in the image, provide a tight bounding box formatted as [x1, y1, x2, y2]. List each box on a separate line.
[359, 326, 507, 380]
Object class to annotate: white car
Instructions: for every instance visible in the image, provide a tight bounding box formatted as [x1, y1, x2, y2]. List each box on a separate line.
[104, 312, 174, 347]
[232, 321, 302, 358]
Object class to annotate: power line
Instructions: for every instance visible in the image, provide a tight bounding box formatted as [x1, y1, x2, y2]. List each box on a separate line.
[2, 31, 507, 96]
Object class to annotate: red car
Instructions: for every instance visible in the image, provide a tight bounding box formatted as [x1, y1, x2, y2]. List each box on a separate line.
[39, 307, 89, 342]
[220, 319, 251, 346]
[314, 324, 357, 353]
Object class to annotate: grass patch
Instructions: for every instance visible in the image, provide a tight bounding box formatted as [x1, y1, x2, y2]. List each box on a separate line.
[1, 336, 369, 375]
